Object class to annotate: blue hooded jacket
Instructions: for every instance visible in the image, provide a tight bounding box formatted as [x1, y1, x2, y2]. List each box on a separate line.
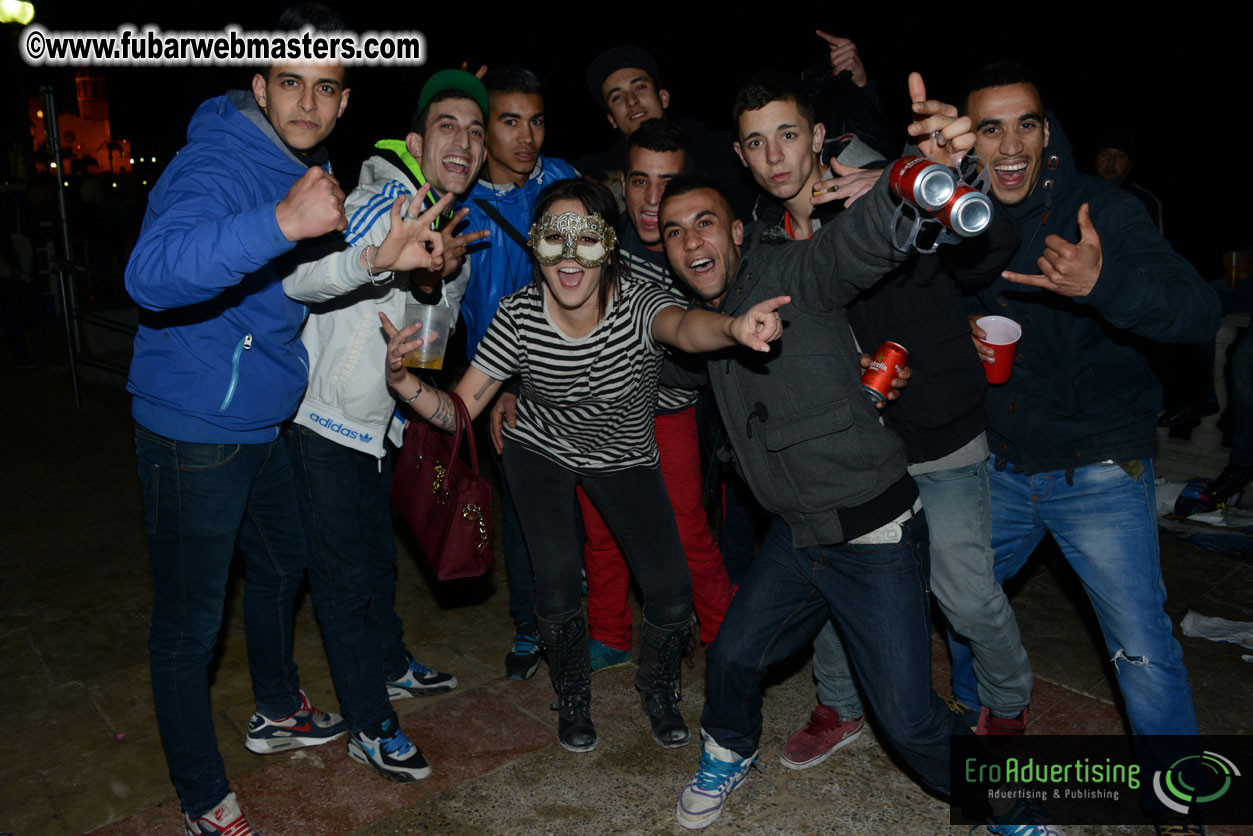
[126, 90, 322, 444]
[460, 155, 578, 360]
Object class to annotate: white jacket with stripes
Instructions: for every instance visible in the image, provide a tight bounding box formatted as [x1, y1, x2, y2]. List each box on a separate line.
[283, 152, 468, 457]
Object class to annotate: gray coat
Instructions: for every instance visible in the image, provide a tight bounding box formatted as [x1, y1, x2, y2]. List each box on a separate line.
[709, 175, 914, 548]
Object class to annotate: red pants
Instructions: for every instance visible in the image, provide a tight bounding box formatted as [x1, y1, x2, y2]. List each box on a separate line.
[578, 407, 731, 648]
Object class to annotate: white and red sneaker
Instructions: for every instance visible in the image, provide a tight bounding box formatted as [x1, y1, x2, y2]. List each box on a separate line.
[184, 792, 257, 836]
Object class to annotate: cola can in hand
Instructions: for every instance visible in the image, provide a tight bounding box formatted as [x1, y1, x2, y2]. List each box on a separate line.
[888, 156, 957, 211]
[934, 184, 993, 237]
[862, 341, 908, 402]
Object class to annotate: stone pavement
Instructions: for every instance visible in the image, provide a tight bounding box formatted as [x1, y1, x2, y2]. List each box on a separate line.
[3, 360, 1251, 836]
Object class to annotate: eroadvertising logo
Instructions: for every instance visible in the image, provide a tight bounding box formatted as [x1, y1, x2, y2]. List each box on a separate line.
[950, 735, 1251, 826]
[1152, 751, 1240, 816]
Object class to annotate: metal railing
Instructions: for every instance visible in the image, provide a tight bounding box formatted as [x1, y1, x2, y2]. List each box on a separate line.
[49, 253, 135, 406]
[40, 85, 137, 407]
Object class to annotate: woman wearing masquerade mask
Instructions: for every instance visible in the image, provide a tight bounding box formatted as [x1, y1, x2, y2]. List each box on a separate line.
[382, 180, 787, 754]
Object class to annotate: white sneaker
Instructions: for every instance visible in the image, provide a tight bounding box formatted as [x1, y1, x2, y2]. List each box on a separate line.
[676, 729, 756, 830]
[184, 791, 258, 836]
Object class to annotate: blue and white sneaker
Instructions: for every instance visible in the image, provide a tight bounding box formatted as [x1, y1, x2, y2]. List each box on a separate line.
[244, 689, 345, 754]
[588, 638, 632, 673]
[386, 651, 458, 699]
[980, 795, 1068, 835]
[347, 714, 432, 782]
[505, 631, 542, 680]
[676, 729, 756, 830]
[982, 825, 1066, 835]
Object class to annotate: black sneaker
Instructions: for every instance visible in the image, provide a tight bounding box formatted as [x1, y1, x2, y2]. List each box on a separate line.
[505, 630, 541, 680]
[946, 695, 980, 731]
[347, 714, 432, 782]
[1152, 810, 1206, 835]
[386, 651, 458, 699]
[1158, 400, 1220, 428]
[1198, 465, 1253, 511]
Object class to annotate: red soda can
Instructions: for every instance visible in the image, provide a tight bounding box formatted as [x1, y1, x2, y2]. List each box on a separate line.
[935, 184, 993, 237]
[861, 341, 908, 402]
[888, 156, 956, 211]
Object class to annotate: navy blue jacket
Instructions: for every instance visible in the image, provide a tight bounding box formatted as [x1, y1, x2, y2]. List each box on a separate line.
[975, 118, 1221, 473]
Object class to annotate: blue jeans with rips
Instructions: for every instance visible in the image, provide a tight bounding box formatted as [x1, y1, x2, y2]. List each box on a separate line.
[811, 460, 1034, 720]
[288, 425, 406, 733]
[701, 512, 970, 795]
[135, 425, 306, 817]
[949, 456, 1198, 735]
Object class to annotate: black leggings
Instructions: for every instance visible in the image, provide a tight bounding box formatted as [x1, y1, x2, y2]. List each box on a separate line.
[503, 444, 692, 625]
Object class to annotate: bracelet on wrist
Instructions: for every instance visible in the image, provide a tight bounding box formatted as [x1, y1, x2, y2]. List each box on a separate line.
[364, 244, 387, 282]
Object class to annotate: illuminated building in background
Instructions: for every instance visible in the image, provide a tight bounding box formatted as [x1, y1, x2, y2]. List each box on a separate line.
[29, 70, 132, 176]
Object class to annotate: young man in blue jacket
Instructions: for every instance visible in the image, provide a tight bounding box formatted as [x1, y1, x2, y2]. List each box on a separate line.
[125, 6, 448, 832]
[954, 62, 1219, 835]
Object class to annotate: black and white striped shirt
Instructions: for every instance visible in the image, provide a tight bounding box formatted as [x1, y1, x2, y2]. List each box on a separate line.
[618, 245, 706, 416]
[471, 277, 680, 473]
[618, 242, 701, 414]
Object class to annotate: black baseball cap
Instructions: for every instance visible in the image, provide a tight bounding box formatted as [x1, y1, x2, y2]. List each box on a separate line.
[585, 46, 661, 105]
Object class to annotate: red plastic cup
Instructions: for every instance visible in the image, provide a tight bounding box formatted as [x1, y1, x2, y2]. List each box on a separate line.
[975, 316, 1022, 384]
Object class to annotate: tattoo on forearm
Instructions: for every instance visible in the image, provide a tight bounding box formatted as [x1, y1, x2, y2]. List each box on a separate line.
[430, 392, 455, 431]
[473, 377, 494, 401]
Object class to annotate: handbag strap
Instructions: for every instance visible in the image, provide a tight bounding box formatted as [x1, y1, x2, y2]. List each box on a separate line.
[446, 392, 480, 474]
[472, 198, 530, 252]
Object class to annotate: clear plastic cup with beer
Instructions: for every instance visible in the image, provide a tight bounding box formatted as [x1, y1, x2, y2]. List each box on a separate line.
[403, 302, 455, 370]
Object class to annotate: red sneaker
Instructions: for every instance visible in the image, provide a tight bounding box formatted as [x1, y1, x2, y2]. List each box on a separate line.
[779, 705, 865, 770]
[976, 706, 1028, 735]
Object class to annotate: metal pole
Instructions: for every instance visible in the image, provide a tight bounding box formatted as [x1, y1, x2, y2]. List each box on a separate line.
[42, 85, 81, 408]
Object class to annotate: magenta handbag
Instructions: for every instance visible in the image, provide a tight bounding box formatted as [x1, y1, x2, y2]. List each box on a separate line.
[391, 393, 494, 580]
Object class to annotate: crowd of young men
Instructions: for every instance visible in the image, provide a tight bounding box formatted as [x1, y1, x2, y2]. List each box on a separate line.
[123, 4, 1219, 835]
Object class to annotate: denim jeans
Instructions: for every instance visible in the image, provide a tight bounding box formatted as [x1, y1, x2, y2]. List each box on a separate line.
[136, 425, 305, 817]
[288, 426, 404, 732]
[701, 512, 969, 796]
[493, 444, 538, 631]
[950, 456, 1198, 735]
[715, 468, 770, 588]
[810, 460, 1034, 719]
[1229, 327, 1252, 467]
[502, 444, 691, 627]
[811, 619, 864, 718]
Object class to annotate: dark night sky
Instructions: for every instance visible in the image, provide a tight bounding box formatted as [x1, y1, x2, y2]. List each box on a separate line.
[6, 5, 1247, 273]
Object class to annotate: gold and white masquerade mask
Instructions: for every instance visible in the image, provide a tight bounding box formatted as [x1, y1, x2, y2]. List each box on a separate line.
[528, 211, 617, 268]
